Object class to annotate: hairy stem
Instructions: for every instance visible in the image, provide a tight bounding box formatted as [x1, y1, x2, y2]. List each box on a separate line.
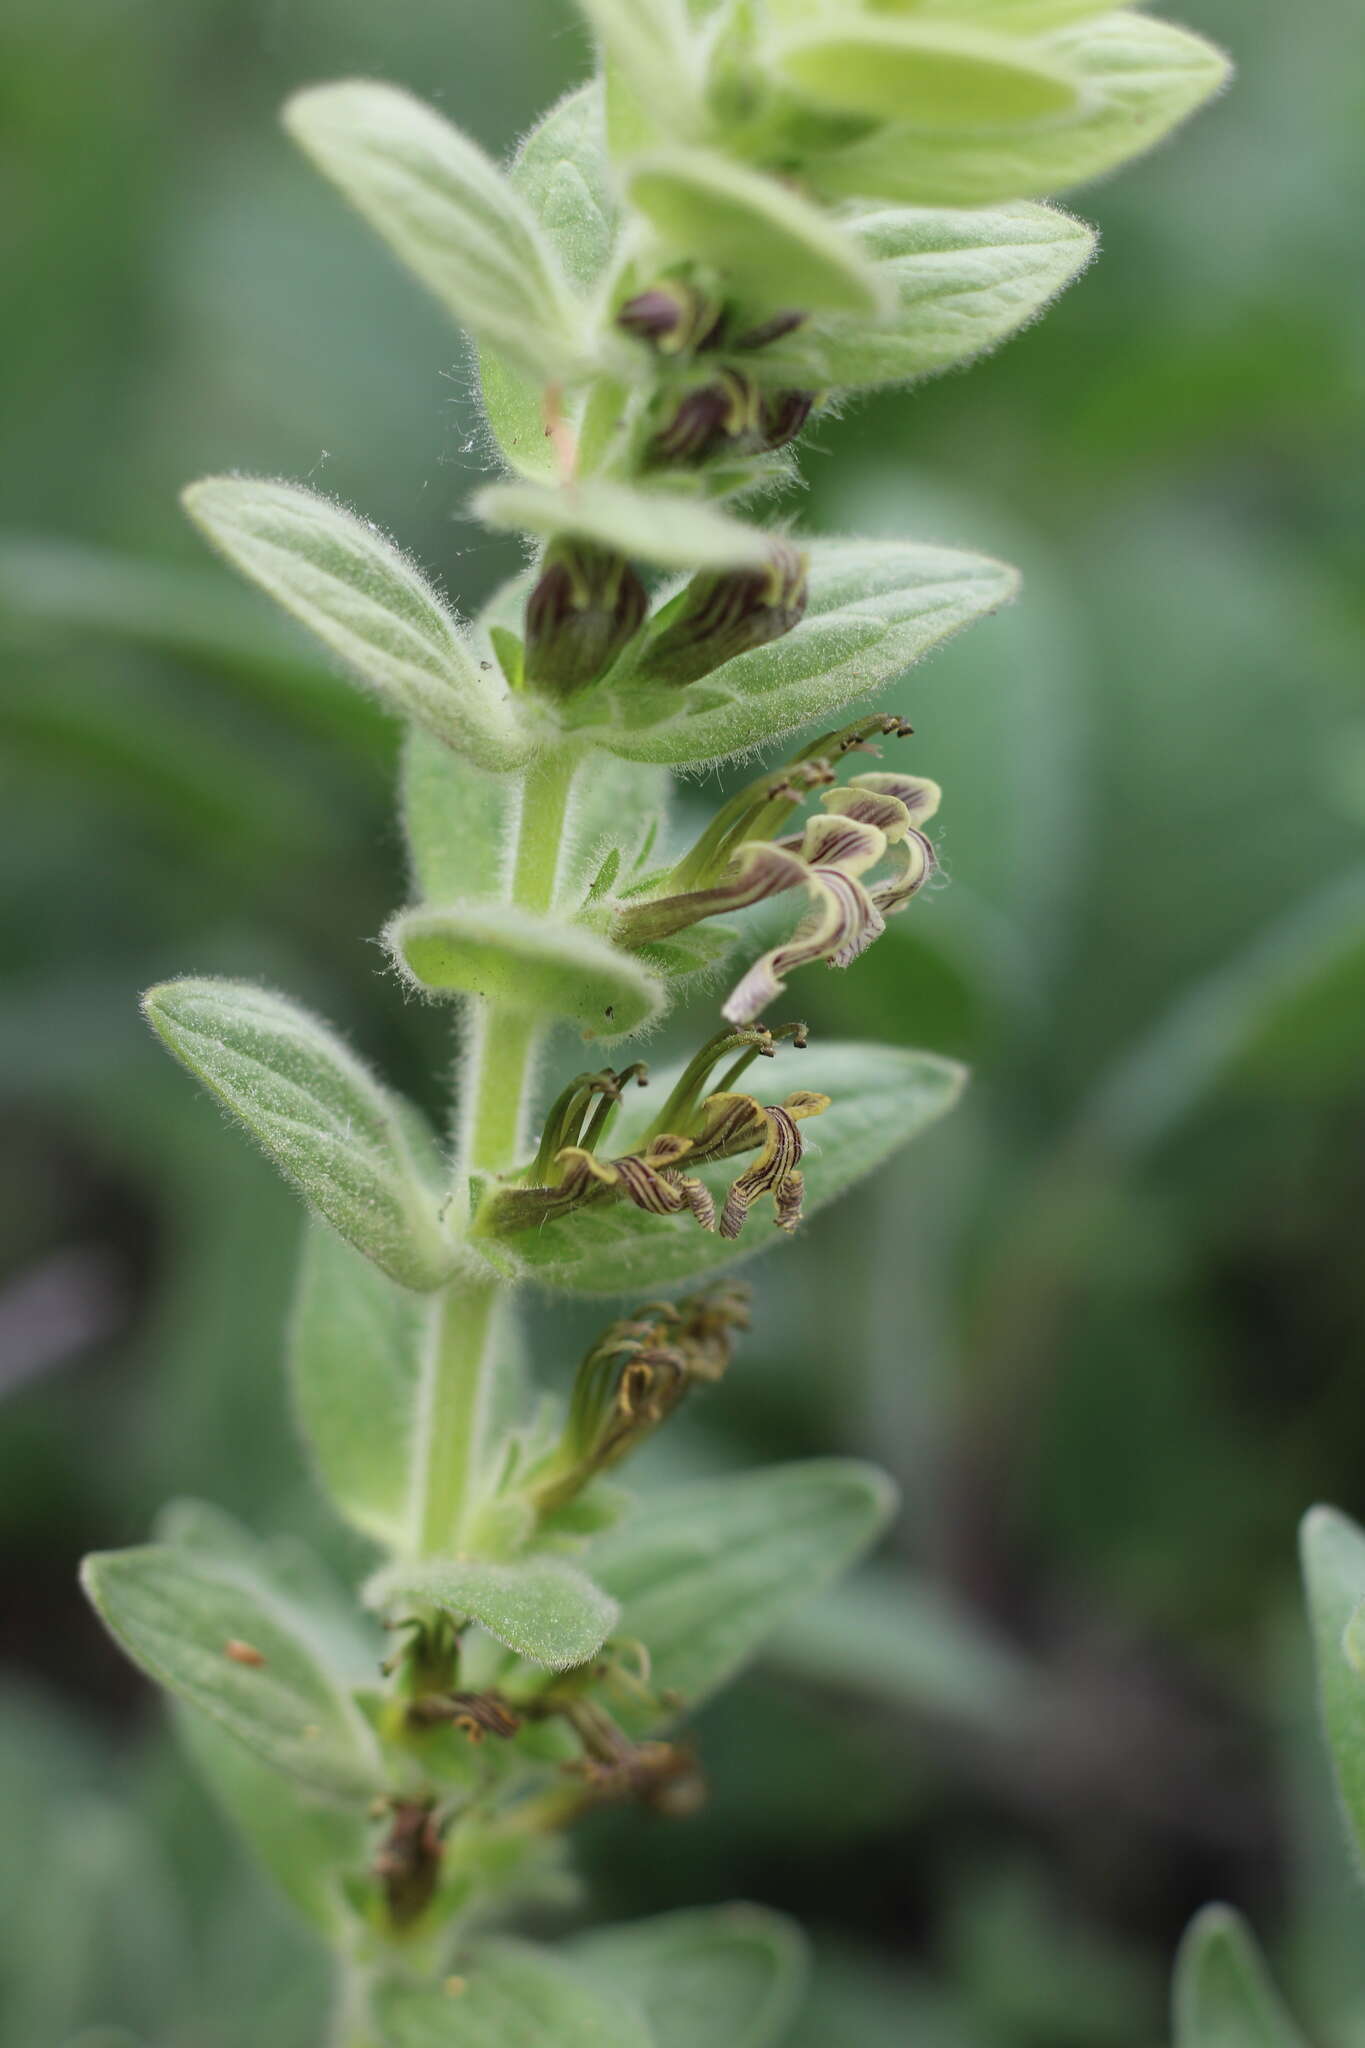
[463, 745, 578, 1175]
[410, 746, 579, 1557]
[410, 1274, 501, 1556]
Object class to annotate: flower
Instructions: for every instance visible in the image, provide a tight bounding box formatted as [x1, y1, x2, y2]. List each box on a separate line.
[685, 1087, 830, 1236]
[526, 1286, 751, 1515]
[612, 739, 941, 1021]
[480, 1029, 828, 1243]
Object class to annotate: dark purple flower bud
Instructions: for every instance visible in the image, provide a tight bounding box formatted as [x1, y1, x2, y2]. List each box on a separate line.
[648, 369, 760, 466]
[732, 309, 808, 351]
[617, 280, 724, 354]
[524, 539, 648, 698]
[759, 388, 816, 451]
[637, 540, 808, 688]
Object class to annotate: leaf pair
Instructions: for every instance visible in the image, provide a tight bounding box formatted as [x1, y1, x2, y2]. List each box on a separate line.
[186, 472, 1015, 773]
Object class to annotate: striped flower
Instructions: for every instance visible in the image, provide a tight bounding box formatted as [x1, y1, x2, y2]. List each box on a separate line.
[614, 768, 940, 1024]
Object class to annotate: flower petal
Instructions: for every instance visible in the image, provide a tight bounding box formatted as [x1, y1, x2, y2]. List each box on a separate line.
[723, 866, 882, 1023]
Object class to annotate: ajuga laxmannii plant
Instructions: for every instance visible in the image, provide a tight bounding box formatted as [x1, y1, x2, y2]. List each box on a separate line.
[79, 5, 1230, 2042]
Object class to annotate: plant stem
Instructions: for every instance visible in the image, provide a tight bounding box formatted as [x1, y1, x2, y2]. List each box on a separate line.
[411, 1273, 501, 1555]
[464, 745, 578, 1175]
[411, 746, 580, 1557]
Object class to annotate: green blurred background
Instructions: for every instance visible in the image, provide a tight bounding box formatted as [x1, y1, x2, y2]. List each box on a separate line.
[3, 1, 1364, 2041]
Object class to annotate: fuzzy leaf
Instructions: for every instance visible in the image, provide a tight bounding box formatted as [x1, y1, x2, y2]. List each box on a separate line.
[481, 1041, 965, 1293]
[591, 1460, 897, 1711]
[143, 977, 455, 1291]
[80, 1546, 382, 1800]
[626, 147, 886, 316]
[810, 13, 1231, 207]
[1301, 1505, 1365, 1872]
[1173, 1906, 1308, 2048]
[480, 85, 617, 479]
[571, 537, 1018, 767]
[290, 1219, 427, 1547]
[386, 902, 666, 1039]
[767, 201, 1096, 392]
[773, 20, 1082, 126]
[184, 478, 532, 770]
[367, 1556, 619, 1670]
[949, 0, 1120, 21]
[175, 1705, 367, 1938]
[511, 83, 616, 294]
[570, 1906, 806, 2048]
[284, 81, 581, 381]
[402, 728, 516, 904]
[475, 477, 770, 573]
[578, 0, 703, 136]
[375, 1940, 652, 2047]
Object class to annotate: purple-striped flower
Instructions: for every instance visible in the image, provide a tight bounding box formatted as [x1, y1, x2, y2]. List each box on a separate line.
[614, 766, 940, 1023]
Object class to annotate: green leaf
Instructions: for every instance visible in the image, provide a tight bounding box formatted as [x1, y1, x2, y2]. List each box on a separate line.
[570, 1905, 807, 2048]
[80, 1545, 383, 1800]
[810, 14, 1231, 207]
[289, 1219, 427, 1548]
[949, 0, 1120, 23]
[1080, 867, 1365, 1157]
[591, 1460, 897, 1711]
[475, 477, 771, 573]
[480, 85, 617, 480]
[143, 977, 455, 1291]
[578, 0, 704, 137]
[174, 1704, 367, 1938]
[153, 1498, 381, 1682]
[283, 81, 582, 381]
[767, 1564, 1045, 1738]
[511, 83, 617, 295]
[564, 751, 673, 903]
[402, 727, 516, 904]
[773, 20, 1082, 126]
[626, 148, 886, 316]
[1301, 1505, 1365, 1873]
[375, 1940, 652, 2047]
[366, 1555, 620, 1670]
[183, 478, 532, 771]
[386, 902, 666, 1040]
[1172, 1906, 1308, 2048]
[572, 535, 1018, 769]
[484, 1041, 966, 1293]
[766, 201, 1096, 392]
